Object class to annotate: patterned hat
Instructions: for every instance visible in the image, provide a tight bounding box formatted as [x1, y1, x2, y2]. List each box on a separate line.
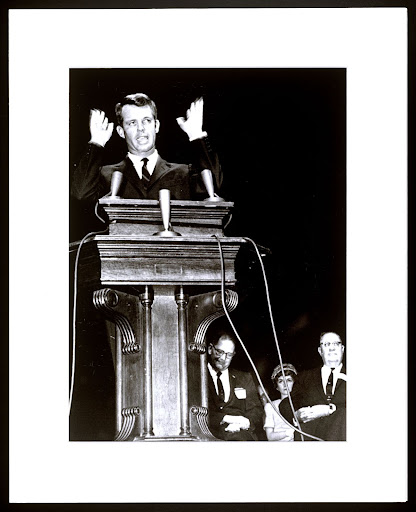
[271, 363, 297, 381]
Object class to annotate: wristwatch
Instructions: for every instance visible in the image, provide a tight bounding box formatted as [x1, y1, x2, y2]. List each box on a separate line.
[328, 403, 337, 414]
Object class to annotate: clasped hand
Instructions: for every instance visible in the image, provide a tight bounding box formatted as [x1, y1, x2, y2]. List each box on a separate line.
[296, 405, 331, 423]
[222, 415, 250, 432]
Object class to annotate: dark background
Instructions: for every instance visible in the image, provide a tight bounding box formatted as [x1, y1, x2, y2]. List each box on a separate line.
[69, 68, 346, 439]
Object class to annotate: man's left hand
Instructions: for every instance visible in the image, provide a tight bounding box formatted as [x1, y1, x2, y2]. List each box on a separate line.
[222, 414, 250, 430]
[176, 97, 207, 141]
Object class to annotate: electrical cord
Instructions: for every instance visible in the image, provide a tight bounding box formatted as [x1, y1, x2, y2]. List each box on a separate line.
[242, 236, 305, 440]
[69, 196, 325, 442]
[215, 235, 323, 441]
[215, 235, 301, 437]
[69, 201, 108, 416]
[95, 199, 107, 224]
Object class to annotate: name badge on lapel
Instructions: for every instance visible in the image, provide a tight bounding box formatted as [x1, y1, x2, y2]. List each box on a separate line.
[234, 387, 247, 399]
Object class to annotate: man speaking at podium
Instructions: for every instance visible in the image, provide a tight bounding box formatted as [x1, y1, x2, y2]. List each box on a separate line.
[71, 93, 222, 202]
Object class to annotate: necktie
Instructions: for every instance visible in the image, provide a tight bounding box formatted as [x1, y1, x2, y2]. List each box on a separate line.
[326, 369, 334, 402]
[216, 371, 225, 402]
[141, 158, 151, 187]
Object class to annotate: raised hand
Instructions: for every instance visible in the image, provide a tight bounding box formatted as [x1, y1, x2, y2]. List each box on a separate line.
[176, 97, 207, 141]
[89, 109, 114, 147]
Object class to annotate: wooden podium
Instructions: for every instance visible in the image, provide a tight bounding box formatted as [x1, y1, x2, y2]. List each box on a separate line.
[74, 197, 246, 441]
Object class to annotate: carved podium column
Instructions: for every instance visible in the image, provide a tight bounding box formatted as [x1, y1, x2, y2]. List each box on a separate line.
[76, 198, 245, 441]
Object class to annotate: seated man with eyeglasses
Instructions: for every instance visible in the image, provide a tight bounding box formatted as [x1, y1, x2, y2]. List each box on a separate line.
[279, 331, 347, 441]
[207, 333, 263, 441]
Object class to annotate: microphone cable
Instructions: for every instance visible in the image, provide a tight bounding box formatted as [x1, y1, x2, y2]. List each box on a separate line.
[242, 236, 305, 440]
[69, 200, 108, 416]
[215, 235, 323, 442]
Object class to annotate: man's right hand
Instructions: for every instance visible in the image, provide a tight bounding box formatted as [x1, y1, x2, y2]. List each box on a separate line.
[89, 109, 114, 147]
[296, 405, 331, 423]
[224, 423, 242, 433]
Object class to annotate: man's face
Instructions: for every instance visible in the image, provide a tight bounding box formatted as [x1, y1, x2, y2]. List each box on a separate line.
[318, 332, 344, 368]
[116, 104, 160, 157]
[208, 337, 236, 372]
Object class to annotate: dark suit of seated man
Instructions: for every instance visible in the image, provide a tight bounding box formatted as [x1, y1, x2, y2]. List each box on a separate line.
[71, 93, 222, 202]
[279, 331, 346, 441]
[207, 334, 263, 441]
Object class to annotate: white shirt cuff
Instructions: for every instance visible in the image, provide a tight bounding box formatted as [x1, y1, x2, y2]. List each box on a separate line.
[89, 139, 105, 147]
[188, 131, 208, 142]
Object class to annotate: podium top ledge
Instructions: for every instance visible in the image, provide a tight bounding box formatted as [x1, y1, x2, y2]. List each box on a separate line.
[98, 197, 235, 237]
[99, 197, 234, 208]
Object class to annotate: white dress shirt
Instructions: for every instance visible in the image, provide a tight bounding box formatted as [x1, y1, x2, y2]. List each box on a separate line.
[208, 363, 231, 402]
[321, 363, 345, 394]
[128, 150, 159, 179]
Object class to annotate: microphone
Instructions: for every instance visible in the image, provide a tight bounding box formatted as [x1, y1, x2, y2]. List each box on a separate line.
[153, 189, 181, 237]
[110, 170, 123, 198]
[201, 169, 224, 202]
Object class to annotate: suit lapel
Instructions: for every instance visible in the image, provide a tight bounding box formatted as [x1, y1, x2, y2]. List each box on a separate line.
[147, 156, 171, 191]
[315, 367, 326, 398]
[122, 157, 148, 196]
[227, 372, 237, 403]
[335, 365, 346, 393]
[209, 369, 236, 405]
[122, 155, 172, 196]
[208, 370, 222, 407]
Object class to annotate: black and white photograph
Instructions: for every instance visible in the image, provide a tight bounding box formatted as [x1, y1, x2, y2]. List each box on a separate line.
[69, 67, 346, 444]
[9, 6, 408, 504]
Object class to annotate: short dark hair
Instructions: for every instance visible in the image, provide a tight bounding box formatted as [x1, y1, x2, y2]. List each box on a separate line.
[271, 363, 297, 388]
[272, 370, 296, 387]
[115, 93, 158, 126]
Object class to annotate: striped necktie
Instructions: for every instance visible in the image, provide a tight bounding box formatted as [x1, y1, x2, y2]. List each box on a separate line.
[141, 158, 151, 187]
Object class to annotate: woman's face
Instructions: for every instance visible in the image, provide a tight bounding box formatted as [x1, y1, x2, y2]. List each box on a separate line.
[276, 375, 294, 398]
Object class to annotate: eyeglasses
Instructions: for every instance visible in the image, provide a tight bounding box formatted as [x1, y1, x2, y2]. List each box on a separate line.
[320, 341, 342, 348]
[211, 345, 235, 359]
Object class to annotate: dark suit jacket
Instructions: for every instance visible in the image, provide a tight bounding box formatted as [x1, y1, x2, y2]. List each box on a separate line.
[71, 137, 222, 202]
[279, 366, 346, 441]
[208, 368, 263, 441]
